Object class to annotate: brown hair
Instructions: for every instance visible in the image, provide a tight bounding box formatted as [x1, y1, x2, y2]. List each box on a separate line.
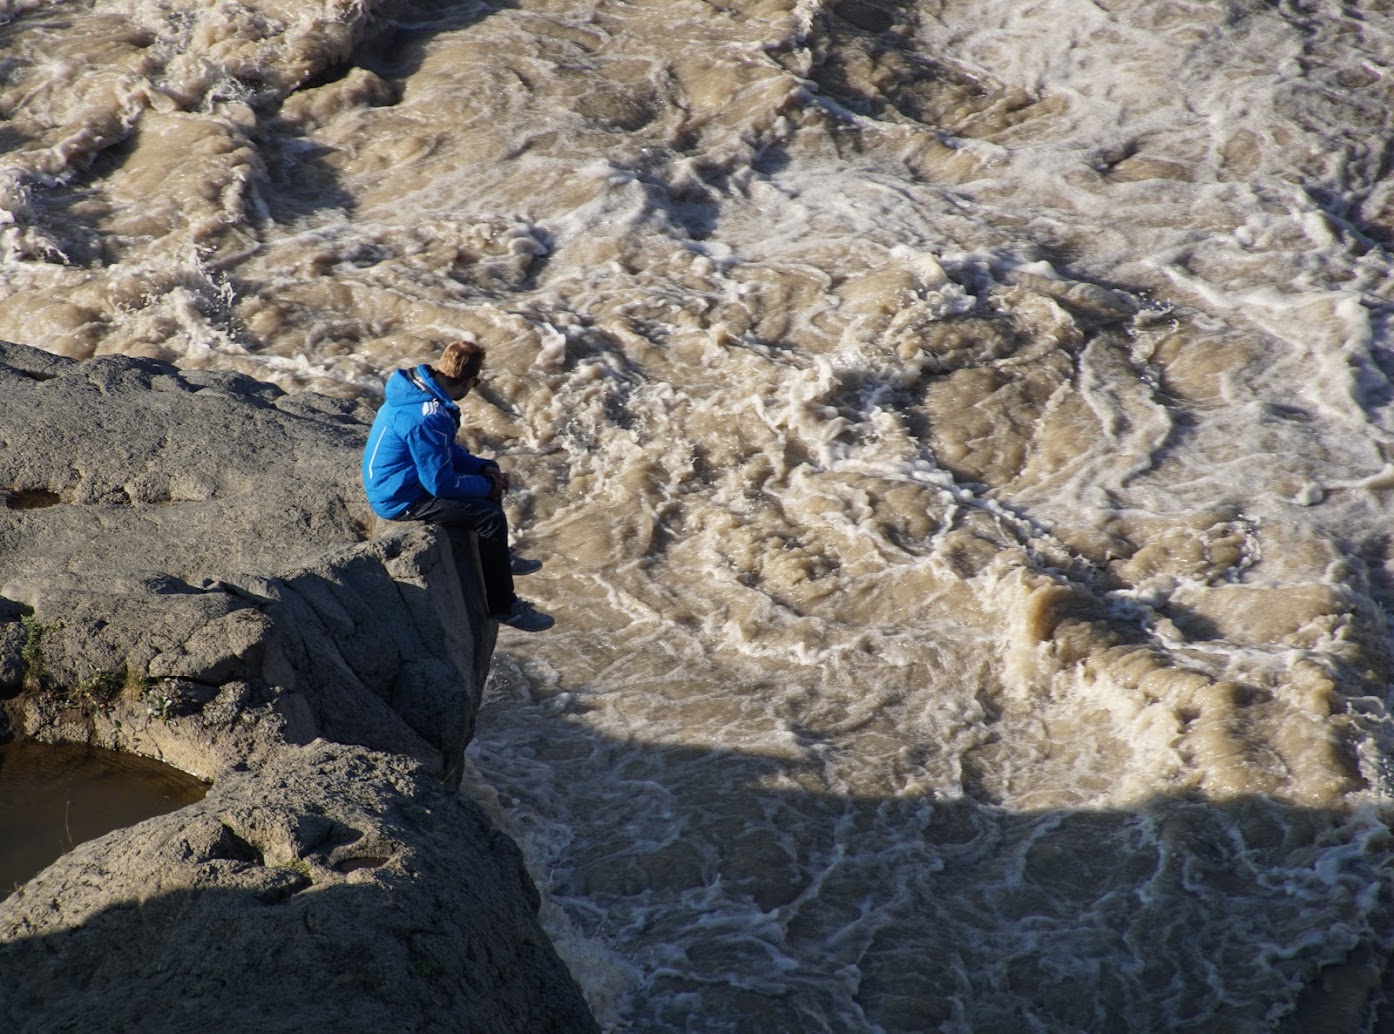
[437, 340, 486, 382]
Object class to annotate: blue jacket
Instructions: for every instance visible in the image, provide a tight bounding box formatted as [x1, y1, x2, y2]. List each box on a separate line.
[361, 365, 497, 519]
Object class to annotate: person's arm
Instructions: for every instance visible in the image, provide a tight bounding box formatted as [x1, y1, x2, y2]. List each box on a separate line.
[404, 413, 492, 499]
[453, 442, 509, 499]
[451, 442, 499, 475]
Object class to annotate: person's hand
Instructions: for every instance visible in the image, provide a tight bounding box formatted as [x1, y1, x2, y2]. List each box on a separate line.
[485, 469, 509, 500]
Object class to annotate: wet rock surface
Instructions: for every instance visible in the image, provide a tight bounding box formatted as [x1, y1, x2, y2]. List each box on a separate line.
[0, 342, 597, 1033]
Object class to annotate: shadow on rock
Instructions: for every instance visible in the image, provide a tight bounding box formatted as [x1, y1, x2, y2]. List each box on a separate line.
[0, 742, 597, 1034]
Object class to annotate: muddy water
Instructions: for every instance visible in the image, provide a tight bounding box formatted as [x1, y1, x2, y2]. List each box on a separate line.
[0, 741, 207, 897]
[5, 0, 1394, 1029]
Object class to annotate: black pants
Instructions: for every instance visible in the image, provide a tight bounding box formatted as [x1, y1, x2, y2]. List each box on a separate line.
[401, 494, 515, 615]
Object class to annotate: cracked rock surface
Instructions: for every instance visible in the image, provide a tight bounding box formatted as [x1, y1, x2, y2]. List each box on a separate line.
[0, 339, 493, 782]
[0, 342, 597, 1033]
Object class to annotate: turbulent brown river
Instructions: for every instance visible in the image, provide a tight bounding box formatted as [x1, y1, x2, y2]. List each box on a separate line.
[5, 0, 1394, 1029]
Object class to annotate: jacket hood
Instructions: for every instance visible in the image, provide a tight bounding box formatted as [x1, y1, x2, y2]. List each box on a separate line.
[384, 365, 456, 411]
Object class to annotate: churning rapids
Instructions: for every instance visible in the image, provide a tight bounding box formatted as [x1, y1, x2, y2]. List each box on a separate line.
[6, 0, 1394, 1029]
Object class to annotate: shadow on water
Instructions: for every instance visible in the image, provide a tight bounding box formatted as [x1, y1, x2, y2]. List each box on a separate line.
[0, 697, 1389, 1031]
[348, 0, 520, 84]
[468, 681, 1394, 1034]
[252, 0, 518, 224]
[1, 671, 1389, 1030]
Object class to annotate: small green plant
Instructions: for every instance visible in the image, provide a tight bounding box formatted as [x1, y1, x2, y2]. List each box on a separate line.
[19, 613, 45, 691]
[121, 667, 149, 703]
[73, 667, 122, 714]
[144, 686, 176, 724]
[277, 857, 312, 878]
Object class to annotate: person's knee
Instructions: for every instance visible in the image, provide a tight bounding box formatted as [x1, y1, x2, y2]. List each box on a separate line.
[410, 497, 508, 540]
[476, 504, 509, 541]
[453, 499, 508, 540]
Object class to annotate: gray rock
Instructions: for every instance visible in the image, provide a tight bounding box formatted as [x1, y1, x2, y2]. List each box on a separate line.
[0, 619, 24, 695]
[0, 339, 495, 783]
[0, 342, 598, 1032]
[0, 743, 597, 1034]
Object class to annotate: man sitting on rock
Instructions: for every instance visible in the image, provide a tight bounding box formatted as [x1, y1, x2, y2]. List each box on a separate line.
[361, 340, 554, 632]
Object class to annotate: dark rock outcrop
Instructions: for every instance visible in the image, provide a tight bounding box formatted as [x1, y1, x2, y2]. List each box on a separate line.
[0, 342, 599, 1032]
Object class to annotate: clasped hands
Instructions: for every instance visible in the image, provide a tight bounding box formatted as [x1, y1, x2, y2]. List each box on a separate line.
[484, 467, 511, 500]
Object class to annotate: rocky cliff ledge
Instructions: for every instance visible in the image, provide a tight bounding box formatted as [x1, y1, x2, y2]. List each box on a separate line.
[0, 342, 599, 1033]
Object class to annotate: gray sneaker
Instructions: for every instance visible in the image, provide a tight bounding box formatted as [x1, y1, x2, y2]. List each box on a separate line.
[497, 598, 554, 632]
[509, 549, 542, 576]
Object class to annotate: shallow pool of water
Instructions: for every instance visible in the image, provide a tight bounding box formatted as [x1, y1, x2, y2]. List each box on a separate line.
[0, 741, 207, 897]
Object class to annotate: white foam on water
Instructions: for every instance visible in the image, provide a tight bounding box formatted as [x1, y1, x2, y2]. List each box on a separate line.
[7, 0, 1394, 1028]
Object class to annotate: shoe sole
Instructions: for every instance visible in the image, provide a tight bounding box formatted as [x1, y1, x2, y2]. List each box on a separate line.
[501, 618, 554, 632]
